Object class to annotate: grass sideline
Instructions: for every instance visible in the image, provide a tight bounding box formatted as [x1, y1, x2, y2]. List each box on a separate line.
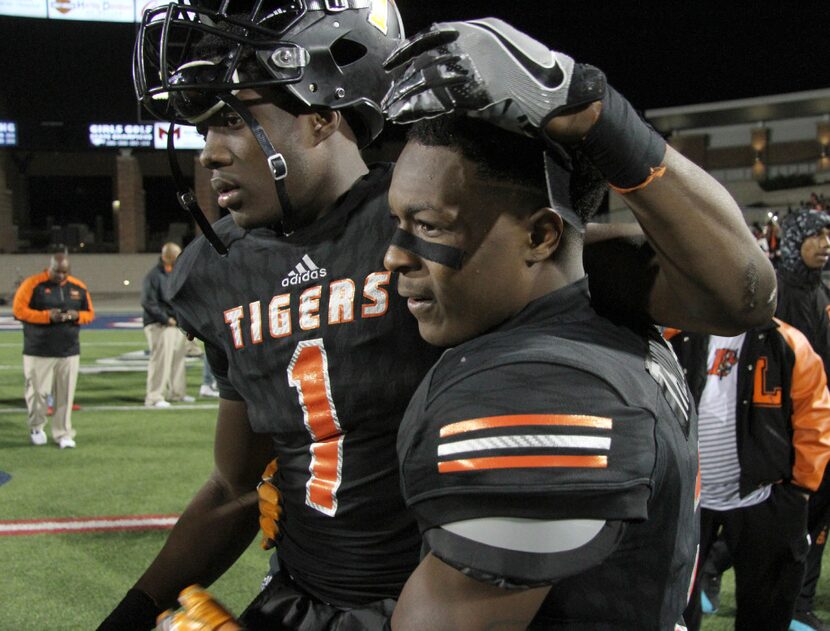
[0, 329, 266, 629]
[0, 328, 828, 629]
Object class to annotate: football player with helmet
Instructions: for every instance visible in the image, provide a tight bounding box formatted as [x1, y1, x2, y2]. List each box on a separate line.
[99, 3, 775, 630]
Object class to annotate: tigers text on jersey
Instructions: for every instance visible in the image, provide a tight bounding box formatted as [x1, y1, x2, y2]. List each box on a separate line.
[168, 165, 443, 606]
[397, 279, 699, 630]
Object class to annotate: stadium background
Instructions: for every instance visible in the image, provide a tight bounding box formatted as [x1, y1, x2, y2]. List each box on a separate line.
[0, 1, 829, 628]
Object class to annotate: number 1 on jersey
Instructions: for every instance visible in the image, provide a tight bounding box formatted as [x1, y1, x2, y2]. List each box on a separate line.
[288, 339, 344, 516]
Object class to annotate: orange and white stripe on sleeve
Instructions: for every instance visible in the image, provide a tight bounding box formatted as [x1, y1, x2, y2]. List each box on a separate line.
[437, 414, 613, 474]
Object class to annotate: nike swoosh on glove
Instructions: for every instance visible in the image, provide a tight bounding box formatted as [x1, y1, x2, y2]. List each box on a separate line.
[381, 17, 605, 136]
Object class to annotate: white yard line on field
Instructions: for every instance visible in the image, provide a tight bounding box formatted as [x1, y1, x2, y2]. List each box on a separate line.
[0, 514, 179, 536]
[0, 403, 218, 414]
[0, 342, 145, 348]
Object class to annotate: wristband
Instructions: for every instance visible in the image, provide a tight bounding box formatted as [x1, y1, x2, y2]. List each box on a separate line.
[578, 85, 667, 192]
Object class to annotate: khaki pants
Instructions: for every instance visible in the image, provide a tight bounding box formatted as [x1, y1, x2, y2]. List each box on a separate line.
[144, 323, 188, 405]
[23, 354, 79, 441]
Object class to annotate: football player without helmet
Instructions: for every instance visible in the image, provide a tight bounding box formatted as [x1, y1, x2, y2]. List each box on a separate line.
[376, 17, 775, 631]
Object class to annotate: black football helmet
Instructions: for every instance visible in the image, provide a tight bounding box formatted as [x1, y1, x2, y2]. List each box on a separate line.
[134, 0, 405, 148]
[133, 0, 404, 249]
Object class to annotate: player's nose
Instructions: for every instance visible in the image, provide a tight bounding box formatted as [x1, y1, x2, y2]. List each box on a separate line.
[384, 241, 421, 274]
[199, 129, 231, 169]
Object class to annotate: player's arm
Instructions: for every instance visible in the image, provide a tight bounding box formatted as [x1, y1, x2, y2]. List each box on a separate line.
[604, 144, 774, 334]
[98, 399, 274, 630]
[544, 98, 776, 333]
[392, 357, 657, 630]
[382, 18, 776, 334]
[392, 553, 550, 631]
[584, 222, 645, 245]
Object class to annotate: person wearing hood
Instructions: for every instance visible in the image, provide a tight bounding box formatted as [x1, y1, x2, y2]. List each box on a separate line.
[776, 210, 830, 371]
[776, 209, 830, 631]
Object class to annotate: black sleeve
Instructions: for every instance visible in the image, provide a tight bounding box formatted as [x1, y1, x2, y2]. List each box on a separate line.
[398, 362, 657, 587]
[584, 236, 657, 329]
[203, 338, 243, 401]
[424, 519, 625, 589]
[80, 287, 90, 312]
[400, 363, 656, 524]
[140, 271, 167, 325]
[815, 288, 830, 384]
[172, 305, 243, 401]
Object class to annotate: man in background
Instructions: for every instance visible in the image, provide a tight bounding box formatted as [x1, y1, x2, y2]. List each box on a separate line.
[141, 242, 194, 408]
[12, 252, 94, 448]
[775, 210, 830, 631]
[668, 322, 830, 631]
[700, 210, 830, 631]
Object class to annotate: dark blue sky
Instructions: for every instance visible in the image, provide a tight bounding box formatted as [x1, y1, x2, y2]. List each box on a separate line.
[400, 2, 830, 110]
[1, 1, 828, 125]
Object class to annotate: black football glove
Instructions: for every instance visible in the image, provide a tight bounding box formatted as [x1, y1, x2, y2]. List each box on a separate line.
[381, 18, 605, 136]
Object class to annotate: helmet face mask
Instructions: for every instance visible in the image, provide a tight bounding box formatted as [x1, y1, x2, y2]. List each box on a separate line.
[133, 0, 404, 146]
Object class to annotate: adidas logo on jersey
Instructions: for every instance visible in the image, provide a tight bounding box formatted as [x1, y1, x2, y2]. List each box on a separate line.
[282, 254, 327, 288]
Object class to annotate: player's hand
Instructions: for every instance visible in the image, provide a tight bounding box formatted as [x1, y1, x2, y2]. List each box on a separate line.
[381, 18, 605, 137]
[49, 308, 63, 323]
[66, 309, 80, 322]
[257, 459, 282, 550]
[155, 585, 241, 631]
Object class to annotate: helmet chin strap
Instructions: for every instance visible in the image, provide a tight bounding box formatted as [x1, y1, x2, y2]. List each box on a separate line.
[166, 123, 230, 256]
[220, 92, 295, 235]
[164, 92, 296, 256]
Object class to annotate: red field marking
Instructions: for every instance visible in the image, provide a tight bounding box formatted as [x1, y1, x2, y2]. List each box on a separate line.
[0, 514, 179, 536]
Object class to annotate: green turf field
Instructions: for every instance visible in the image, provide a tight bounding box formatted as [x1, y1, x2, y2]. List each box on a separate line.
[0, 328, 266, 629]
[0, 328, 827, 629]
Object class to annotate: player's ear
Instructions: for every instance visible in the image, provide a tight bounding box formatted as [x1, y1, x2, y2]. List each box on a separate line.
[526, 207, 564, 264]
[308, 110, 341, 146]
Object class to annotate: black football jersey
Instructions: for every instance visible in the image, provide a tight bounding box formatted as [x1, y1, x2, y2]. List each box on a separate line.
[397, 280, 699, 630]
[169, 165, 443, 606]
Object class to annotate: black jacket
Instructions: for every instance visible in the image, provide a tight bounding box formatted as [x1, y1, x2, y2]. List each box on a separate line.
[775, 268, 830, 381]
[12, 270, 95, 357]
[669, 320, 830, 496]
[141, 259, 177, 326]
